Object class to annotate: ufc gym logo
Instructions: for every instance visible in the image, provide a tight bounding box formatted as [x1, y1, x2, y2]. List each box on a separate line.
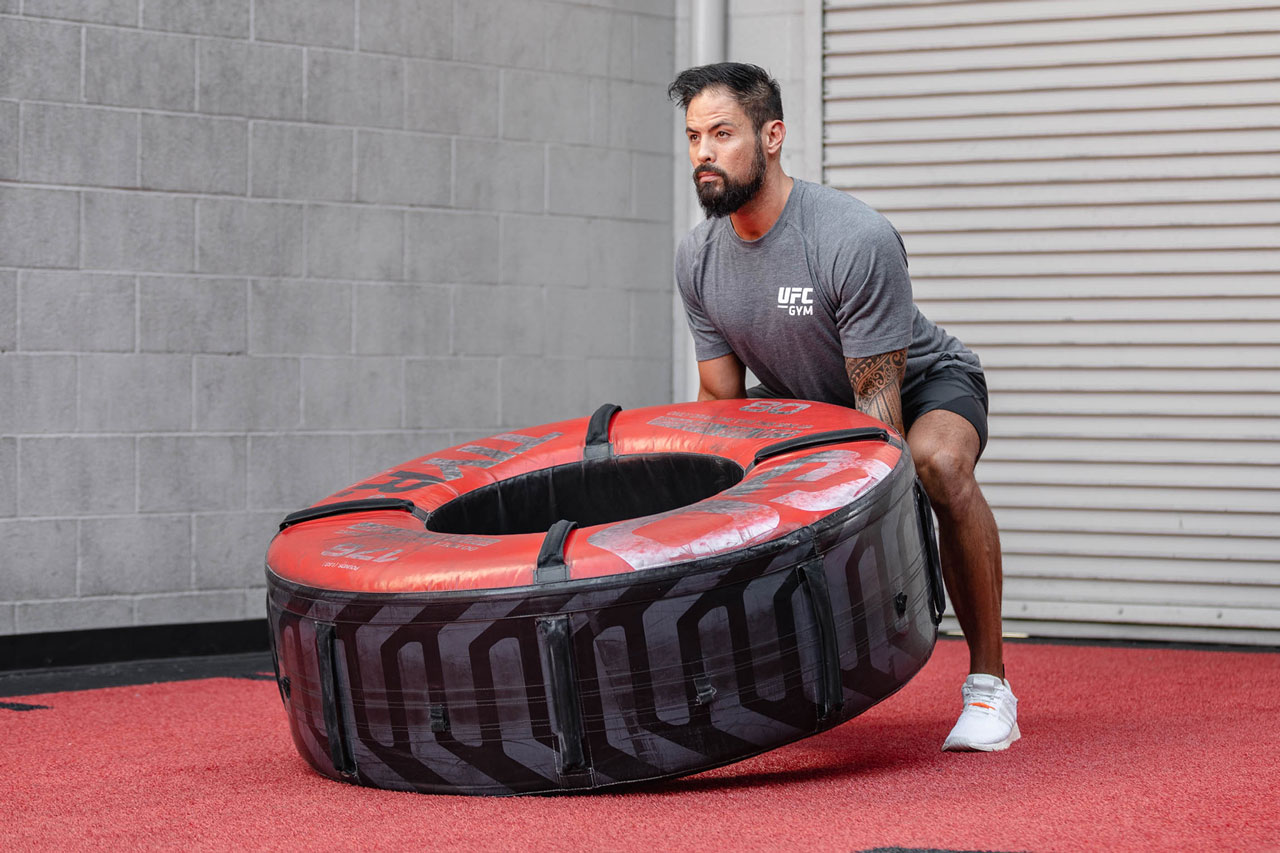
[777, 286, 814, 316]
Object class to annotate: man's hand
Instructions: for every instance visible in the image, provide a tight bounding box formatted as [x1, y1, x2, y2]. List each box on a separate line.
[697, 353, 747, 400]
[845, 349, 907, 435]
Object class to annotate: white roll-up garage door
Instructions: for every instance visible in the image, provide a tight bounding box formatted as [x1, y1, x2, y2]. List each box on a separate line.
[823, 0, 1280, 645]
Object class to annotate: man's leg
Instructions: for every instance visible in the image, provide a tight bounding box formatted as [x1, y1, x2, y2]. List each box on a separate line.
[907, 407, 1018, 751]
[907, 408, 1004, 677]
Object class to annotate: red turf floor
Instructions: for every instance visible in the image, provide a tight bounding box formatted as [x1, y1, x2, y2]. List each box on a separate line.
[2, 638, 1277, 852]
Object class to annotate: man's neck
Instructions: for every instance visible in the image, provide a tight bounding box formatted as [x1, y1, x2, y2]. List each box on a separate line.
[728, 170, 794, 242]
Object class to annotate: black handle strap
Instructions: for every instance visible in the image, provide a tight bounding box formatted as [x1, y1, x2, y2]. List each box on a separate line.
[315, 622, 357, 778]
[279, 498, 427, 531]
[583, 403, 621, 460]
[534, 519, 577, 584]
[751, 427, 894, 469]
[537, 615, 589, 777]
[914, 480, 947, 625]
[798, 559, 844, 723]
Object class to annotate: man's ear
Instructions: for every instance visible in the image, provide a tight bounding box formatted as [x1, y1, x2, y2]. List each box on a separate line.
[763, 119, 786, 156]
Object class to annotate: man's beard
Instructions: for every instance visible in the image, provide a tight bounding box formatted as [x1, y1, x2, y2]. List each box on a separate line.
[693, 141, 766, 218]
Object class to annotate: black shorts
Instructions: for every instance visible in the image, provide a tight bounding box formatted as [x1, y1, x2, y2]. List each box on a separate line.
[902, 365, 989, 457]
[746, 365, 990, 457]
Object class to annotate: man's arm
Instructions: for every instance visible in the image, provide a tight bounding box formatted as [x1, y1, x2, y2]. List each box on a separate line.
[845, 349, 907, 435]
[698, 353, 747, 400]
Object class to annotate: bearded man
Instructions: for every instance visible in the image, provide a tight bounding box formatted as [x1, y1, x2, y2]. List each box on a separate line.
[670, 62, 1019, 752]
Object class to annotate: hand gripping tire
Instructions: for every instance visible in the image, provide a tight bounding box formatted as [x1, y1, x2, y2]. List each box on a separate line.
[266, 399, 945, 795]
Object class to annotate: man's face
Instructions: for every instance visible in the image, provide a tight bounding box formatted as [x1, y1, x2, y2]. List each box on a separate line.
[684, 88, 766, 218]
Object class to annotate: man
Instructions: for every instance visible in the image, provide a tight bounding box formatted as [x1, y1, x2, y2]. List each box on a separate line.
[669, 62, 1018, 752]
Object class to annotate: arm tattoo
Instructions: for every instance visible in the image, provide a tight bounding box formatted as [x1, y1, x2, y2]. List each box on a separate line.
[845, 349, 907, 435]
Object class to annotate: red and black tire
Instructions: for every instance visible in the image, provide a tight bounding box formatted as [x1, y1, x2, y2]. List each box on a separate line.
[266, 399, 944, 795]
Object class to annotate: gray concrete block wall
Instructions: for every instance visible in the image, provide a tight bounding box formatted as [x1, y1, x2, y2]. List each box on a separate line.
[1, 1, 677, 635]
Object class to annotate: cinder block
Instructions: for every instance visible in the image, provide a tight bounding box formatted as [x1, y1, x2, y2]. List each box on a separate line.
[631, 290, 673, 359]
[0, 101, 16, 180]
[82, 192, 195, 274]
[453, 284, 541, 357]
[0, 272, 13, 351]
[197, 200, 304, 277]
[355, 130, 451, 207]
[256, 0, 354, 48]
[349, 431, 453, 480]
[0, 18, 81, 102]
[78, 353, 192, 431]
[197, 41, 305, 120]
[139, 276, 246, 354]
[250, 123, 353, 202]
[499, 214, 590, 288]
[138, 435, 246, 512]
[502, 70, 591, 144]
[499, 356, 588, 427]
[307, 204, 403, 281]
[404, 211, 499, 284]
[141, 0, 249, 37]
[19, 271, 135, 352]
[80, 514, 192, 595]
[0, 605, 13, 636]
[0, 519, 80, 599]
[632, 151, 673, 221]
[21, 103, 137, 188]
[23, 0, 136, 25]
[358, 0, 451, 57]
[448, 429, 499, 447]
[603, 0, 673, 15]
[405, 61, 499, 137]
[0, 354, 77, 433]
[135, 591, 246, 626]
[545, 4, 611, 76]
[354, 283, 451, 357]
[608, 80, 672, 153]
[17, 598, 133, 633]
[302, 356, 403, 429]
[18, 436, 135, 516]
[607, 11, 632, 80]
[543, 287, 629, 358]
[247, 433, 352, 509]
[0, 439, 13, 517]
[454, 139, 544, 214]
[193, 510, 281, 589]
[85, 28, 195, 111]
[588, 219, 671, 290]
[631, 13, 675, 85]
[0, 187, 79, 268]
[141, 114, 247, 195]
[547, 146, 631, 218]
[193, 355, 301, 431]
[404, 358, 499, 429]
[588, 78, 609, 147]
[243, 588, 267, 618]
[248, 280, 350, 355]
[307, 50, 403, 129]
[588, 356, 669, 408]
[454, 0, 546, 69]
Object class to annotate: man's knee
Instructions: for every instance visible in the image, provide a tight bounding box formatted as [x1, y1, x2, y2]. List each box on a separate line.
[912, 440, 979, 514]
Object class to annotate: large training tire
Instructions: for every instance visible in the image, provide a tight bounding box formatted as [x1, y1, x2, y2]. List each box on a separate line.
[266, 399, 944, 795]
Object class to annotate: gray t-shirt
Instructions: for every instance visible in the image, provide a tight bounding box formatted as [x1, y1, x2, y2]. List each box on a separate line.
[675, 179, 980, 405]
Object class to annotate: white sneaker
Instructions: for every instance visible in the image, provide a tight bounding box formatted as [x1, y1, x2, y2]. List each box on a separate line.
[941, 673, 1020, 752]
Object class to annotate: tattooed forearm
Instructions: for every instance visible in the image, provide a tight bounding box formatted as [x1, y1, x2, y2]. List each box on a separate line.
[845, 349, 907, 435]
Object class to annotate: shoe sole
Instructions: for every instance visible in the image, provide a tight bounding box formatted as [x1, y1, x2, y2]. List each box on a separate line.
[941, 722, 1021, 753]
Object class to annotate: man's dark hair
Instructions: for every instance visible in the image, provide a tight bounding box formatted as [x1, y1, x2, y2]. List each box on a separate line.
[668, 62, 783, 133]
